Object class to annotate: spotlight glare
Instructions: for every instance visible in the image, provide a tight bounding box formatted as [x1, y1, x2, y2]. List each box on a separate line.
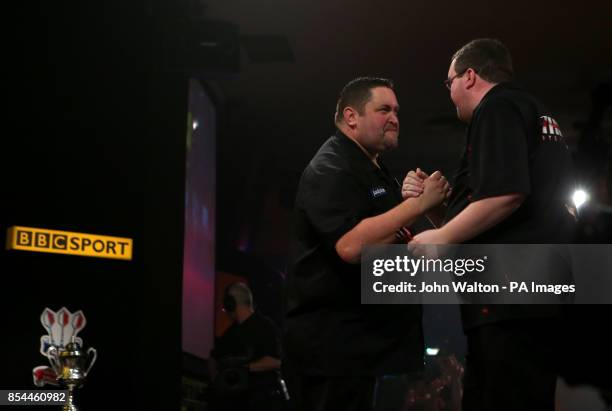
[426, 347, 440, 356]
[572, 189, 589, 209]
[192, 120, 199, 131]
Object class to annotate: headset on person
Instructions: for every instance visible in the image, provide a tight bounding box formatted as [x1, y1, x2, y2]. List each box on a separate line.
[222, 285, 237, 313]
[222, 282, 257, 313]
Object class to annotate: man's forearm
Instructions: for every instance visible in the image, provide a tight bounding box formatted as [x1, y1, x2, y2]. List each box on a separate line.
[335, 197, 426, 263]
[440, 194, 524, 243]
[248, 356, 281, 372]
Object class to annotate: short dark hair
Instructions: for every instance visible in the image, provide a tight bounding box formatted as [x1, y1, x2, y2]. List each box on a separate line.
[335, 77, 394, 124]
[452, 39, 514, 84]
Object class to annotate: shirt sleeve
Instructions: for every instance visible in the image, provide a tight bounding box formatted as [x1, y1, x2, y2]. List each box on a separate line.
[469, 98, 531, 201]
[250, 318, 282, 360]
[211, 325, 241, 359]
[297, 165, 371, 250]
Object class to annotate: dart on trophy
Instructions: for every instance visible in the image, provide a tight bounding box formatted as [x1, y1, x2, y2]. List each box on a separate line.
[32, 307, 97, 411]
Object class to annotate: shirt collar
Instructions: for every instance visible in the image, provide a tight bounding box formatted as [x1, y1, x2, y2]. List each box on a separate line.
[333, 129, 385, 173]
[474, 81, 522, 114]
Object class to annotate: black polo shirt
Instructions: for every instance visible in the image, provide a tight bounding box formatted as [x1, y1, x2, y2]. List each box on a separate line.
[212, 311, 282, 390]
[446, 82, 575, 242]
[285, 130, 423, 376]
[444, 82, 576, 327]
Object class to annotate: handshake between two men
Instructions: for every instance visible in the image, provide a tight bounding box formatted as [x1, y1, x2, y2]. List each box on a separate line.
[400, 167, 452, 245]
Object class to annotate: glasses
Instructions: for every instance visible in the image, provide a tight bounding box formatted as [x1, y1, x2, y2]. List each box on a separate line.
[444, 69, 468, 90]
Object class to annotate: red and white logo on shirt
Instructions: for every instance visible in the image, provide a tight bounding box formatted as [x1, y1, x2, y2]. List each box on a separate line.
[540, 116, 564, 142]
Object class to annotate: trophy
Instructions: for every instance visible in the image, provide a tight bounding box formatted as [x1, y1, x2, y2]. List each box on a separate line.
[47, 338, 97, 411]
[32, 307, 97, 411]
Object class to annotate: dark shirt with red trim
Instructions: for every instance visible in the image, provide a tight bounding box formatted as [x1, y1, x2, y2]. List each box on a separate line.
[285, 130, 423, 376]
[444, 82, 576, 328]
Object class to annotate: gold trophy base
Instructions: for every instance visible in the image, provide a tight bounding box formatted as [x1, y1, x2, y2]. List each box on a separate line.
[62, 385, 78, 411]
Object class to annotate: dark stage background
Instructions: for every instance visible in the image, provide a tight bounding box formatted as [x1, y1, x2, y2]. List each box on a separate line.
[0, 0, 189, 408]
[1, 0, 612, 410]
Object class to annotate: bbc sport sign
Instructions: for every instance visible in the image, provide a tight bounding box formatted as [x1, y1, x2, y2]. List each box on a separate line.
[6, 226, 133, 260]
